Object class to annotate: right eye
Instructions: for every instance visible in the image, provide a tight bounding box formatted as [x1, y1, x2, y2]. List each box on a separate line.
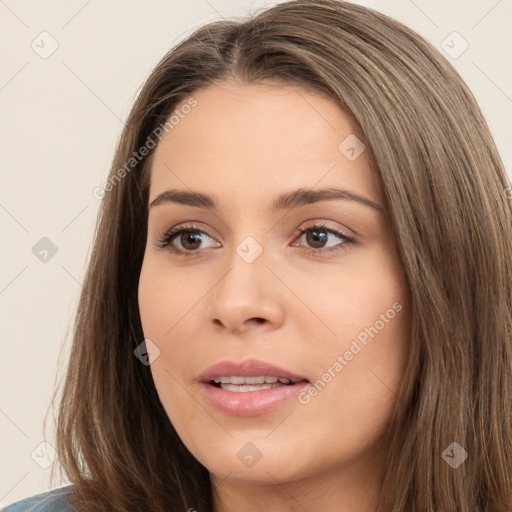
[156, 223, 220, 256]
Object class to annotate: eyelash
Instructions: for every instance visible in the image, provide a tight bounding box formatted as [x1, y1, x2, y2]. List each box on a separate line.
[155, 222, 354, 257]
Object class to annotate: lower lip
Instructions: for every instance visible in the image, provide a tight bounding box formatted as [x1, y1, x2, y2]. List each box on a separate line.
[200, 381, 310, 416]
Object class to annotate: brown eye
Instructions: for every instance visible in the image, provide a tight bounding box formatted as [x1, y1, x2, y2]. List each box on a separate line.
[177, 230, 204, 251]
[294, 223, 355, 254]
[156, 223, 219, 256]
[305, 228, 329, 249]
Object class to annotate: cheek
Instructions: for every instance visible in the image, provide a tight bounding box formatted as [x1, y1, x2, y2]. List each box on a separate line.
[301, 250, 411, 420]
[321, 268, 410, 393]
[293, 260, 407, 348]
[138, 259, 202, 340]
[137, 259, 205, 385]
[294, 291, 410, 464]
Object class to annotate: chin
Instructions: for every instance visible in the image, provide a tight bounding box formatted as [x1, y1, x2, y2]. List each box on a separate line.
[189, 435, 313, 485]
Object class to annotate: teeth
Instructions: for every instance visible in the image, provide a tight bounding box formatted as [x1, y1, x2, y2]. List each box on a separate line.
[212, 376, 291, 385]
[220, 383, 277, 392]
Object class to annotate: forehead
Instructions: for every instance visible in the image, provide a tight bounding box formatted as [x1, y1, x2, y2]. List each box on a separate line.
[148, 80, 381, 209]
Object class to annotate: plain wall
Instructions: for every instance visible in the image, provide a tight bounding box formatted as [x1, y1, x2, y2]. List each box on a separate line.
[1, 0, 510, 506]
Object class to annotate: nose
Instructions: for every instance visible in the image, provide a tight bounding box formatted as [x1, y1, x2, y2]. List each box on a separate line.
[207, 242, 285, 335]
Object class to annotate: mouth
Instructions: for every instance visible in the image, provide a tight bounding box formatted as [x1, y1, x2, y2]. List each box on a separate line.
[198, 359, 310, 415]
[209, 375, 307, 392]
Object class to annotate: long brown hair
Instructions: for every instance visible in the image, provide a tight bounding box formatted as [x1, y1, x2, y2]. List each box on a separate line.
[50, 1, 512, 510]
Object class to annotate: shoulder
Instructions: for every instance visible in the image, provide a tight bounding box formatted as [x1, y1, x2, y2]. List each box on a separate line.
[2, 486, 74, 512]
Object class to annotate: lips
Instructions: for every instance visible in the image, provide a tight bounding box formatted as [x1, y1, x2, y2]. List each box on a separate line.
[198, 359, 310, 415]
[199, 359, 309, 385]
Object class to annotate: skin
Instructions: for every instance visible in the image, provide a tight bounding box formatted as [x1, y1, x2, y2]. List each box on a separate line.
[138, 79, 411, 512]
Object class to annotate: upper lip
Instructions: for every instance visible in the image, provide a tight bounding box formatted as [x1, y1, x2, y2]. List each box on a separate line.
[199, 359, 309, 384]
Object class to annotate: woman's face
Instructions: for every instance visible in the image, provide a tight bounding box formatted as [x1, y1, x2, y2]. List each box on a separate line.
[138, 80, 410, 490]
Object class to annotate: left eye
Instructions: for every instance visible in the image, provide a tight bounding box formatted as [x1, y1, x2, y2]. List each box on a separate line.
[293, 224, 353, 252]
[156, 222, 354, 256]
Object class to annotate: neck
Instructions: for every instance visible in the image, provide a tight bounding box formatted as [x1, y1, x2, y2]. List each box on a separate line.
[210, 447, 387, 512]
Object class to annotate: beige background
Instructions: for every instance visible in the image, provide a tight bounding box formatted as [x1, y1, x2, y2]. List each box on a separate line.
[1, 0, 510, 506]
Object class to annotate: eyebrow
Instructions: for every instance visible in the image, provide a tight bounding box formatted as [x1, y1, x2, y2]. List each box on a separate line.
[149, 187, 384, 213]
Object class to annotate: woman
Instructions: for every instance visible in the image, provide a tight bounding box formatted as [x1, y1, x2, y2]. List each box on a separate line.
[4, 0, 511, 510]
